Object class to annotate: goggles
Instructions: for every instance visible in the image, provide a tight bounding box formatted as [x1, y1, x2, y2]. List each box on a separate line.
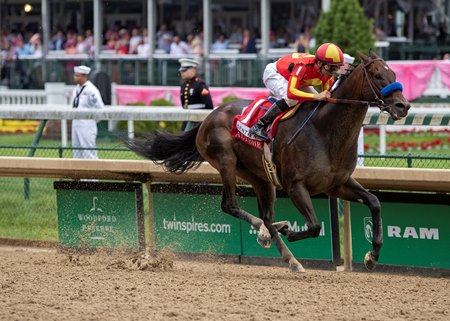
[323, 64, 340, 73]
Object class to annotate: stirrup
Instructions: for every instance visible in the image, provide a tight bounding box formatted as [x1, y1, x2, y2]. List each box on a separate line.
[249, 126, 270, 142]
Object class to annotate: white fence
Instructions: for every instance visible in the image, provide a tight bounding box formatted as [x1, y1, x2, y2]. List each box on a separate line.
[1, 84, 449, 154]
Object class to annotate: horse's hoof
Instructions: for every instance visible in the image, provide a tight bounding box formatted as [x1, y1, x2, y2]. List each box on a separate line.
[272, 221, 289, 232]
[289, 258, 305, 273]
[257, 225, 271, 248]
[257, 238, 271, 249]
[364, 251, 378, 271]
[258, 225, 271, 240]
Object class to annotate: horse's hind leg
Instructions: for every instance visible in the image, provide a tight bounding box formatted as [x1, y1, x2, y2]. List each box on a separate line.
[247, 175, 305, 273]
[328, 177, 382, 271]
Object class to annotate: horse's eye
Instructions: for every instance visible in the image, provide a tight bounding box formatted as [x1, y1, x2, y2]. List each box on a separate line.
[375, 74, 383, 80]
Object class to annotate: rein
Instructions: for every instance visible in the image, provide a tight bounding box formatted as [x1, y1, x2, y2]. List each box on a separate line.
[327, 59, 403, 109]
[325, 97, 374, 105]
[287, 57, 404, 145]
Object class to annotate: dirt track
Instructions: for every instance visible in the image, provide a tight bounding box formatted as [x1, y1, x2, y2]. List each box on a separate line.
[0, 246, 449, 321]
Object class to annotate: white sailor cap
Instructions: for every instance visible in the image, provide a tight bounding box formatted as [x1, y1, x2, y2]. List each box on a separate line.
[178, 58, 199, 71]
[343, 53, 355, 64]
[74, 65, 91, 75]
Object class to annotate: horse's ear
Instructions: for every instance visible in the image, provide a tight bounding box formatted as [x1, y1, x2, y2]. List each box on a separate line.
[358, 51, 369, 63]
[369, 48, 379, 59]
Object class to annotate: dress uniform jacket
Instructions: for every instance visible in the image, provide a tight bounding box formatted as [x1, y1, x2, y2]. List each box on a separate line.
[180, 77, 213, 110]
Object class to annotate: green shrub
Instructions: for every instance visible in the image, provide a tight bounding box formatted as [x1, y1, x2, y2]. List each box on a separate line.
[313, 0, 375, 59]
[117, 99, 182, 135]
[222, 96, 240, 104]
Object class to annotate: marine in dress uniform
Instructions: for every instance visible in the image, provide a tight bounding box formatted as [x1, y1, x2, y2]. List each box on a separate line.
[178, 58, 213, 130]
[71, 65, 105, 159]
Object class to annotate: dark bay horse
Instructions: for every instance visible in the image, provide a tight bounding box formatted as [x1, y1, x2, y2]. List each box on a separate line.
[128, 51, 410, 272]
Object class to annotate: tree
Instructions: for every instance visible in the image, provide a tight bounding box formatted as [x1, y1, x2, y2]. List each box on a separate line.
[313, 0, 375, 59]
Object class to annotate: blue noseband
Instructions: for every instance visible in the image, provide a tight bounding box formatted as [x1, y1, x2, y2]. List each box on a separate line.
[380, 81, 403, 97]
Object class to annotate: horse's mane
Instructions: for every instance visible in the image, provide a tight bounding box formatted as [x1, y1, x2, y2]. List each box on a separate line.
[331, 64, 357, 93]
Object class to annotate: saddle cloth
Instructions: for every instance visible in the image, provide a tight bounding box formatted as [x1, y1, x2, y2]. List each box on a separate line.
[231, 95, 297, 150]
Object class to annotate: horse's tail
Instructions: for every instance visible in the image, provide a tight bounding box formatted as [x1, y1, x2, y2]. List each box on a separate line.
[127, 124, 203, 173]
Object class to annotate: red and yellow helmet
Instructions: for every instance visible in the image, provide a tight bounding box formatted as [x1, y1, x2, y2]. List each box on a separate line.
[315, 43, 344, 66]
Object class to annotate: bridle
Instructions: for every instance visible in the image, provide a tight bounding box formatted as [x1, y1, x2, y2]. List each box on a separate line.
[327, 58, 403, 111]
[288, 57, 403, 145]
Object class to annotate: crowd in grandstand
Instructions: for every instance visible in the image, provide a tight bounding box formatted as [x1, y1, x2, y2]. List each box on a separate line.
[0, 23, 317, 59]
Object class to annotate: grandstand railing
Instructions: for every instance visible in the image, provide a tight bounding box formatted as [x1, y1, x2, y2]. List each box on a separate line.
[3, 54, 450, 96]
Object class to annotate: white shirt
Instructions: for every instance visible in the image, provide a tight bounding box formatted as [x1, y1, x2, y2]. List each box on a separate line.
[170, 41, 189, 55]
[71, 80, 104, 126]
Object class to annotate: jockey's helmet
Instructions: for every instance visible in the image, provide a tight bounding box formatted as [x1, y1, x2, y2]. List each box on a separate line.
[315, 43, 344, 66]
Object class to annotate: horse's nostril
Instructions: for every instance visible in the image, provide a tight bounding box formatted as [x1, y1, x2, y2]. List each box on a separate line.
[395, 102, 410, 111]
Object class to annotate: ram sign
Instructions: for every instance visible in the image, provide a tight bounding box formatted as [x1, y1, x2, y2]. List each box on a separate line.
[351, 194, 450, 269]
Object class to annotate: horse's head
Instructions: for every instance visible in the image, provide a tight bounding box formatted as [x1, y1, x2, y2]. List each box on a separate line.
[359, 50, 410, 120]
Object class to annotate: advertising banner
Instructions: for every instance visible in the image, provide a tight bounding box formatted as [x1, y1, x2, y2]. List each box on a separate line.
[152, 185, 334, 261]
[239, 196, 333, 260]
[152, 192, 242, 255]
[350, 193, 450, 269]
[55, 182, 145, 251]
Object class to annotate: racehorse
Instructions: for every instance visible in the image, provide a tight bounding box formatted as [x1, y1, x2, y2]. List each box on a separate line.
[128, 50, 410, 272]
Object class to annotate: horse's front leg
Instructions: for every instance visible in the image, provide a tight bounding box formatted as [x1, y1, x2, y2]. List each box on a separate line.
[280, 182, 322, 242]
[329, 177, 382, 270]
[246, 175, 305, 273]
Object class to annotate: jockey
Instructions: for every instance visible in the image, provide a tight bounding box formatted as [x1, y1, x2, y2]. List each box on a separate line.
[249, 42, 345, 142]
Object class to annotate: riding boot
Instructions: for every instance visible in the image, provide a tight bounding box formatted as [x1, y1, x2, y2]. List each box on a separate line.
[249, 99, 288, 142]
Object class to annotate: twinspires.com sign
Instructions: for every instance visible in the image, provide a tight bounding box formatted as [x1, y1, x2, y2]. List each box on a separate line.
[152, 185, 333, 261]
[351, 193, 450, 269]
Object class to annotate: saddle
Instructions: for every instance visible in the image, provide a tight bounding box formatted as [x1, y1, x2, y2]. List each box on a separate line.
[231, 95, 300, 150]
[231, 96, 301, 188]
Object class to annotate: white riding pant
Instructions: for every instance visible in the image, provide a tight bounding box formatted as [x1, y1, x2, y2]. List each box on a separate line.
[263, 62, 318, 107]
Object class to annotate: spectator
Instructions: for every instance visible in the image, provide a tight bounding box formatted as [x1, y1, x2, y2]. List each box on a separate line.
[240, 29, 256, 53]
[294, 26, 312, 53]
[115, 28, 130, 54]
[129, 27, 142, 54]
[187, 33, 203, 56]
[50, 30, 66, 50]
[84, 29, 94, 54]
[76, 34, 88, 54]
[269, 31, 279, 49]
[158, 34, 172, 53]
[13, 38, 32, 57]
[106, 32, 119, 50]
[29, 33, 42, 57]
[65, 37, 77, 55]
[71, 65, 104, 159]
[156, 24, 173, 52]
[136, 39, 150, 56]
[212, 33, 228, 51]
[170, 34, 189, 55]
[104, 28, 119, 49]
[229, 25, 243, 44]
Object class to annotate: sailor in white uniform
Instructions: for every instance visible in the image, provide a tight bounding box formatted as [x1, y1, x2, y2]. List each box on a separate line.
[71, 65, 104, 159]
